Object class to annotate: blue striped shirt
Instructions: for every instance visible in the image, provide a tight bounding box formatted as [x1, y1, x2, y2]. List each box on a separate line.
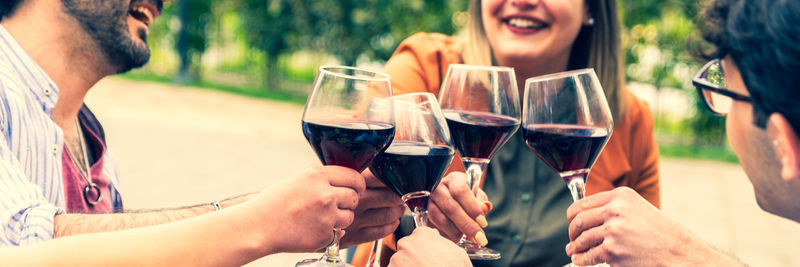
[0, 25, 122, 246]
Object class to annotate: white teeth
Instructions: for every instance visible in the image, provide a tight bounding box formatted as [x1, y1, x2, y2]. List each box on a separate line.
[508, 18, 544, 29]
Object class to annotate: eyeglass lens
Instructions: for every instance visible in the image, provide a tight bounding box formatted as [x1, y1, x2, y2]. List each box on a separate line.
[701, 61, 732, 114]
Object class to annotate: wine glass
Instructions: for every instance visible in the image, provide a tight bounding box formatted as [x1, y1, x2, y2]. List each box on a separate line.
[438, 64, 521, 260]
[369, 92, 455, 229]
[521, 69, 612, 267]
[299, 66, 395, 267]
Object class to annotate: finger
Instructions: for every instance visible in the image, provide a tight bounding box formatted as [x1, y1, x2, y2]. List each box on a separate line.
[444, 177, 485, 221]
[356, 187, 404, 210]
[333, 209, 356, 229]
[427, 203, 462, 241]
[411, 226, 439, 236]
[344, 220, 400, 245]
[326, 166, 367, 194]
[362, 169, 390, 188]
[566, 189, 616, 222]
[568, 203, 615, 241]
[567, 222, 606, 256]
[431, 181, 484, 238]
[332, 186, 360, 210]
[481, 201, 493, 215]
[571, 239, 611, 266]
[396, 233, 412, 251]
[352, 205, 405, 228]
[475, 188, 489, 203]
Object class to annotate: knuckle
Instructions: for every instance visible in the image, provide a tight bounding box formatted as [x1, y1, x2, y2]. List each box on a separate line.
[616, 186, 636, 197]
[594, 244, 611, 261]
[604, 238, 620, 258]
[344, 212, 355, 227]
[397, 237, 411, 250]
[439, 199, 460, 214]
[603, 203, 621, 218]
[450, 182, 470, 196]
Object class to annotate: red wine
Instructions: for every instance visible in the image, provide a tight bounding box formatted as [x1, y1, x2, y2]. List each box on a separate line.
[404, 195, 430, 213]
[302, 120, 395, 172]
[443, 110, 520, 160]
[369, 141, 454, 201]
[522, 124, 610, 176]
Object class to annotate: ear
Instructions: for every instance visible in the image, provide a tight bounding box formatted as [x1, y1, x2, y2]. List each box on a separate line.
[767, 113, 800, 181]
[583, 3, 594, 25]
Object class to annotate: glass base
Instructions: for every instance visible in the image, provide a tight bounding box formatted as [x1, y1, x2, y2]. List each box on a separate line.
[295, 258, 345, 267]
[458, 239, 501, 260]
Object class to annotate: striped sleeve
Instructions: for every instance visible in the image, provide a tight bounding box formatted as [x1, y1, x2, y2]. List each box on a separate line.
[0, 129, 58, 246]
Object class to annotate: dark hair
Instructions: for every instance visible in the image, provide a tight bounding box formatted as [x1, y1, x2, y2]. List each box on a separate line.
[698, 0, 800, 131]
[0, 0, 24, 19]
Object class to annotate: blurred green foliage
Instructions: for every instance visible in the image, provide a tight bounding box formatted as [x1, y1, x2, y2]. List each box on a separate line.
[621, 0, 728, 151]
[132, 0, 733, 160]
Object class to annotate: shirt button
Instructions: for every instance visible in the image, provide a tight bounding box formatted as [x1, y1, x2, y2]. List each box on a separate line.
[520, 193, 531, 203]
[44, 88, 51, 95]
[511, 234, 522, 244]
[51, 144, 59, 155]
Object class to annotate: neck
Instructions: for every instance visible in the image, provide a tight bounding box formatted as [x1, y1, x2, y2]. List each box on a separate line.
[1, 1, 115, 126]
[496, 51, 570, 98]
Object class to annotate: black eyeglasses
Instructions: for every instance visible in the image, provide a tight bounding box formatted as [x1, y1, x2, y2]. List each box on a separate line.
[692, 59, 767, 128]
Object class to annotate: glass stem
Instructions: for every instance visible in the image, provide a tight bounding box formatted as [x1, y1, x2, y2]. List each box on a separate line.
[319, 230, 342, 264]
[411, 207, 429, 228]
[464, 160, 489, 197]
[565, 174, 588, 202]
[458, 160, 489, 246]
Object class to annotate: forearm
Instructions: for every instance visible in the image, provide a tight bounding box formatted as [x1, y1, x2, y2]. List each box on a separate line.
[675, 228, 747, 266]
[13, 202, 271, 267]
[54, 193, 254, 237]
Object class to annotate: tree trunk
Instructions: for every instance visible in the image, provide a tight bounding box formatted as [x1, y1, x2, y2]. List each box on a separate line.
[265, 55, 279, 92]
[175, 0, 191, 83]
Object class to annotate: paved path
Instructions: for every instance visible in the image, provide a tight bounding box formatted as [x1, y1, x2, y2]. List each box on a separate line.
[86, 77, 800, 266]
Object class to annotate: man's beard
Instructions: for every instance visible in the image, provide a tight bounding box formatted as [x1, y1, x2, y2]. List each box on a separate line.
[62, 0, 150, 74]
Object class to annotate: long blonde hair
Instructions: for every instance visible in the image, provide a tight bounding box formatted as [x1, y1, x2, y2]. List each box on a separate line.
[461, 0, 628, 120]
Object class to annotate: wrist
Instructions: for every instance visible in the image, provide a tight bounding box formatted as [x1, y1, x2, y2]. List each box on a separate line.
[231, 197, 282, 256]
[673, 228, 745, 266]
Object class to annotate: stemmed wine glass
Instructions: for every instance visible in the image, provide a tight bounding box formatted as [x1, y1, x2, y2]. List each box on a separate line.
[438, 64, 521, 260]
[369, 93, 455, 230]
[299, 66, 395, 267]
[521, 69, 612, 267]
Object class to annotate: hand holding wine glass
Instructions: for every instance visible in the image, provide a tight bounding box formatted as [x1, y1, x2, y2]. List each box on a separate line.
[428, 171, 492, 242]
[253, 165, 365, 253]
[388, 227, 472, 267]
[369, 92, 455, 228]
[338, 173, 405, 249]
[438, 64, 521, 260]
[298, 66, 395, 267]
[522, 68, 612, 267]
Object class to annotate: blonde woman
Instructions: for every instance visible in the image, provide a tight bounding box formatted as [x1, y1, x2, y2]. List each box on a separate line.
[354, 0, 659, 266]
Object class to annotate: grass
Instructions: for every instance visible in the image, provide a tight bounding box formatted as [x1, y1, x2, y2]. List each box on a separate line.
[117, 71, 308, 105]
[658, 143, 739, 163]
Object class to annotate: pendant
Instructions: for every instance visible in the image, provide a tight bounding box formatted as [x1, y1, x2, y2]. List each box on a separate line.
[83, 183, 102, 206]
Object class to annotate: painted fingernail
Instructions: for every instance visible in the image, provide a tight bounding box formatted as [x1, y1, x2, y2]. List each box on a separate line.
[475, 231, 488, 246]
[476, 215, 489, 228]
[565, 243, 571, 254]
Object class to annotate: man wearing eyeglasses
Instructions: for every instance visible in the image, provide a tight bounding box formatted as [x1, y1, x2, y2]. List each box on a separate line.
[562, 0, 800, 265]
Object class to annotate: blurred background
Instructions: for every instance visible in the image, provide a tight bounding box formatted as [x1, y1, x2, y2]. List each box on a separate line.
[94, 0, 800, 266]
[128, 0, 730, 161]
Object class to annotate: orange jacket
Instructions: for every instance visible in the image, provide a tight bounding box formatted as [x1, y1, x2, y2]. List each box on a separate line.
[352, 32, 660, 266]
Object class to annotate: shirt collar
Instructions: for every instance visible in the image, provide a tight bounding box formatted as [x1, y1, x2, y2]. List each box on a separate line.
[0, 25, 60, 108]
